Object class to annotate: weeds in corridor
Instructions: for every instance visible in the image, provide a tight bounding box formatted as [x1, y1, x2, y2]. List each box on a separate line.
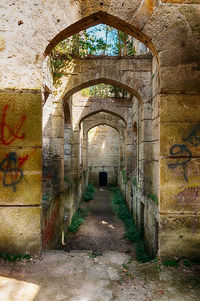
[82, 183, 96, 202]
[68, 208, 87, 233]
[68, 184, 95, 233]
[110, 186, 150, 263]
[0, 253, 31, 262]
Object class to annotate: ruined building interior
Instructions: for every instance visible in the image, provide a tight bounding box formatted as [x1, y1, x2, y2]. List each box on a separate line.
[0, 1, 200, 295]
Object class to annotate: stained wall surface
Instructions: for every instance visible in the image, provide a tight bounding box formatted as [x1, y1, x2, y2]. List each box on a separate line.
[87, 125, 120, 185]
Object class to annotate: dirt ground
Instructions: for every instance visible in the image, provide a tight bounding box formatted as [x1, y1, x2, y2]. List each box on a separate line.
[67, 188, 136, 258]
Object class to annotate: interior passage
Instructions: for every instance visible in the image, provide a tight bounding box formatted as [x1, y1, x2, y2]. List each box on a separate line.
[67, 188, 136, 258]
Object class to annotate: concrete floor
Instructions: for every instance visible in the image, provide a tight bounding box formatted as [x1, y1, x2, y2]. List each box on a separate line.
[0, 250, 200, 301]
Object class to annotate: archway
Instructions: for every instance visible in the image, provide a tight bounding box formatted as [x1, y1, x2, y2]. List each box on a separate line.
[87, 124, 120, 187]
[44, 11, 157, 57]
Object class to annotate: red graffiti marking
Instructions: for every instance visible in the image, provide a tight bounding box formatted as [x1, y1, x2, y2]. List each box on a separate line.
[18, 149, 37, 168]
[0, 104, 26, 146]
[42, 202, 59, 248]
[0, 149, 37, 186]
[18, 154, 29, 167]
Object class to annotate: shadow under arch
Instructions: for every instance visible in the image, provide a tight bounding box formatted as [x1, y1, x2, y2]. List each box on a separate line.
[79, 109, 127, 128]
[44, 11, 157, 57]
[63, 77, 143, 107]
[64, 101, 71, 125]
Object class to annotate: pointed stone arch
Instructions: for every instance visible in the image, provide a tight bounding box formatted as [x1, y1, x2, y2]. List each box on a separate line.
[45, 11, 157, 57]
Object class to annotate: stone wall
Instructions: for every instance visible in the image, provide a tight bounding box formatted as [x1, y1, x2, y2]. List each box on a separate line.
[0, 91, 42, 255]
[87, 125, 120, 185]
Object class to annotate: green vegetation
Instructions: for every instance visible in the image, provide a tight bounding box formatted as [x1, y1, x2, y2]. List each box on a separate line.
[82, 183, 96, 202]
[52, 24, 138, 59]
[51, 24, 148, 85]
[64, 175, 73, 186]
[131, 177, 137, 186]
[162, 258, 197, 268]
[162, 259, 179, 268]
[0, 253, 31, 262]
[110, 186, 150, 263]
[89, 250, 103, 258]
[81, 83, 131, 98]
[148, 193, 158, 204]
[121, 169, 128, 183]
[68, 208, 86, 233]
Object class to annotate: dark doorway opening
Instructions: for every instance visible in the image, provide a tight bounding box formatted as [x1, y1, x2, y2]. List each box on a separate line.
[99, 172, 107, 186]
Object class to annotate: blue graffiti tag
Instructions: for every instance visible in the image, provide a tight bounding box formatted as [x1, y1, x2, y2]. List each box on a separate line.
[168, 124, 200, 182]
[168, 144, 192, 182]
[183, 124, 200, 147]
[0, 152, 23, 192]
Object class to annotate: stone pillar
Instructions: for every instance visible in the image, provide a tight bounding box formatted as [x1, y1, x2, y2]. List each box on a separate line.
[52, 102, 64, 195]
[0, 91, 42, 255]
[64, 123, 72, 179]
[159, 94, 200, 260]
[158, 42, 200, 259]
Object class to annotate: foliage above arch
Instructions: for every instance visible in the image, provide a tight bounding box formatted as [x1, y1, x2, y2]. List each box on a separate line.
[80, 83, 132, 98]
[52, 24, 148, 60]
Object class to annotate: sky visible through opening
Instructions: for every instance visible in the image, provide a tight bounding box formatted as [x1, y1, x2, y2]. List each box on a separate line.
[86, 24, 121, 56]
[53, 23, 148, 58]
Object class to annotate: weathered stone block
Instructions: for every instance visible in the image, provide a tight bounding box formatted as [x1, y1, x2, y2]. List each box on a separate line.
[160, 94, 200, 123]
[52, 115, 64, 138]
[152, 94, 159, 120]
[0, 207, 41, 255]
[160, 123, 200, 157]
[152, 117, 159, 141]
[0, 92, 42, 148]
[159, 214, 200, 261]
[160, 185, 200, 213]
[140, 141, 152, 160]
[160, 158, 200, 187]
[152, 160, 159, 195]
[0, 172, 41, 205]
[141, 120, 152, 141]
[152, 140, 159, 161]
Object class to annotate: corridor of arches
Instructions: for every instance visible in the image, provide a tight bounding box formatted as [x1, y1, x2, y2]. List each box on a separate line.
[0, 1, 199, 266]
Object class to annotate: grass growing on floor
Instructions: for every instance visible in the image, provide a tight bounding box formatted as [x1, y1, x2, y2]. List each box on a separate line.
[68, 208, 87, 233]
[82, 183, 96, 202]
[110, 186, 150, 263]
[0, 253, 31, 262]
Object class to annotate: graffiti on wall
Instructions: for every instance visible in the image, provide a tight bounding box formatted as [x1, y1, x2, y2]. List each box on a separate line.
[168, 125, 200, 233]
[0, 104, 36, 191]
[0, 152, 23, 192]
[0, 151, 34, 192]
[175, 183, 200, 233]
[0, 104, 26, 146]
[168, 124, 200, 182]
[42, 200, 59, 248]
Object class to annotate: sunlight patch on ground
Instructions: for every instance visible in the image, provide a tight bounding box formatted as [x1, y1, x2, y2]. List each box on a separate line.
[102, 220, 115, 229]
[0, 276, 40, 301]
